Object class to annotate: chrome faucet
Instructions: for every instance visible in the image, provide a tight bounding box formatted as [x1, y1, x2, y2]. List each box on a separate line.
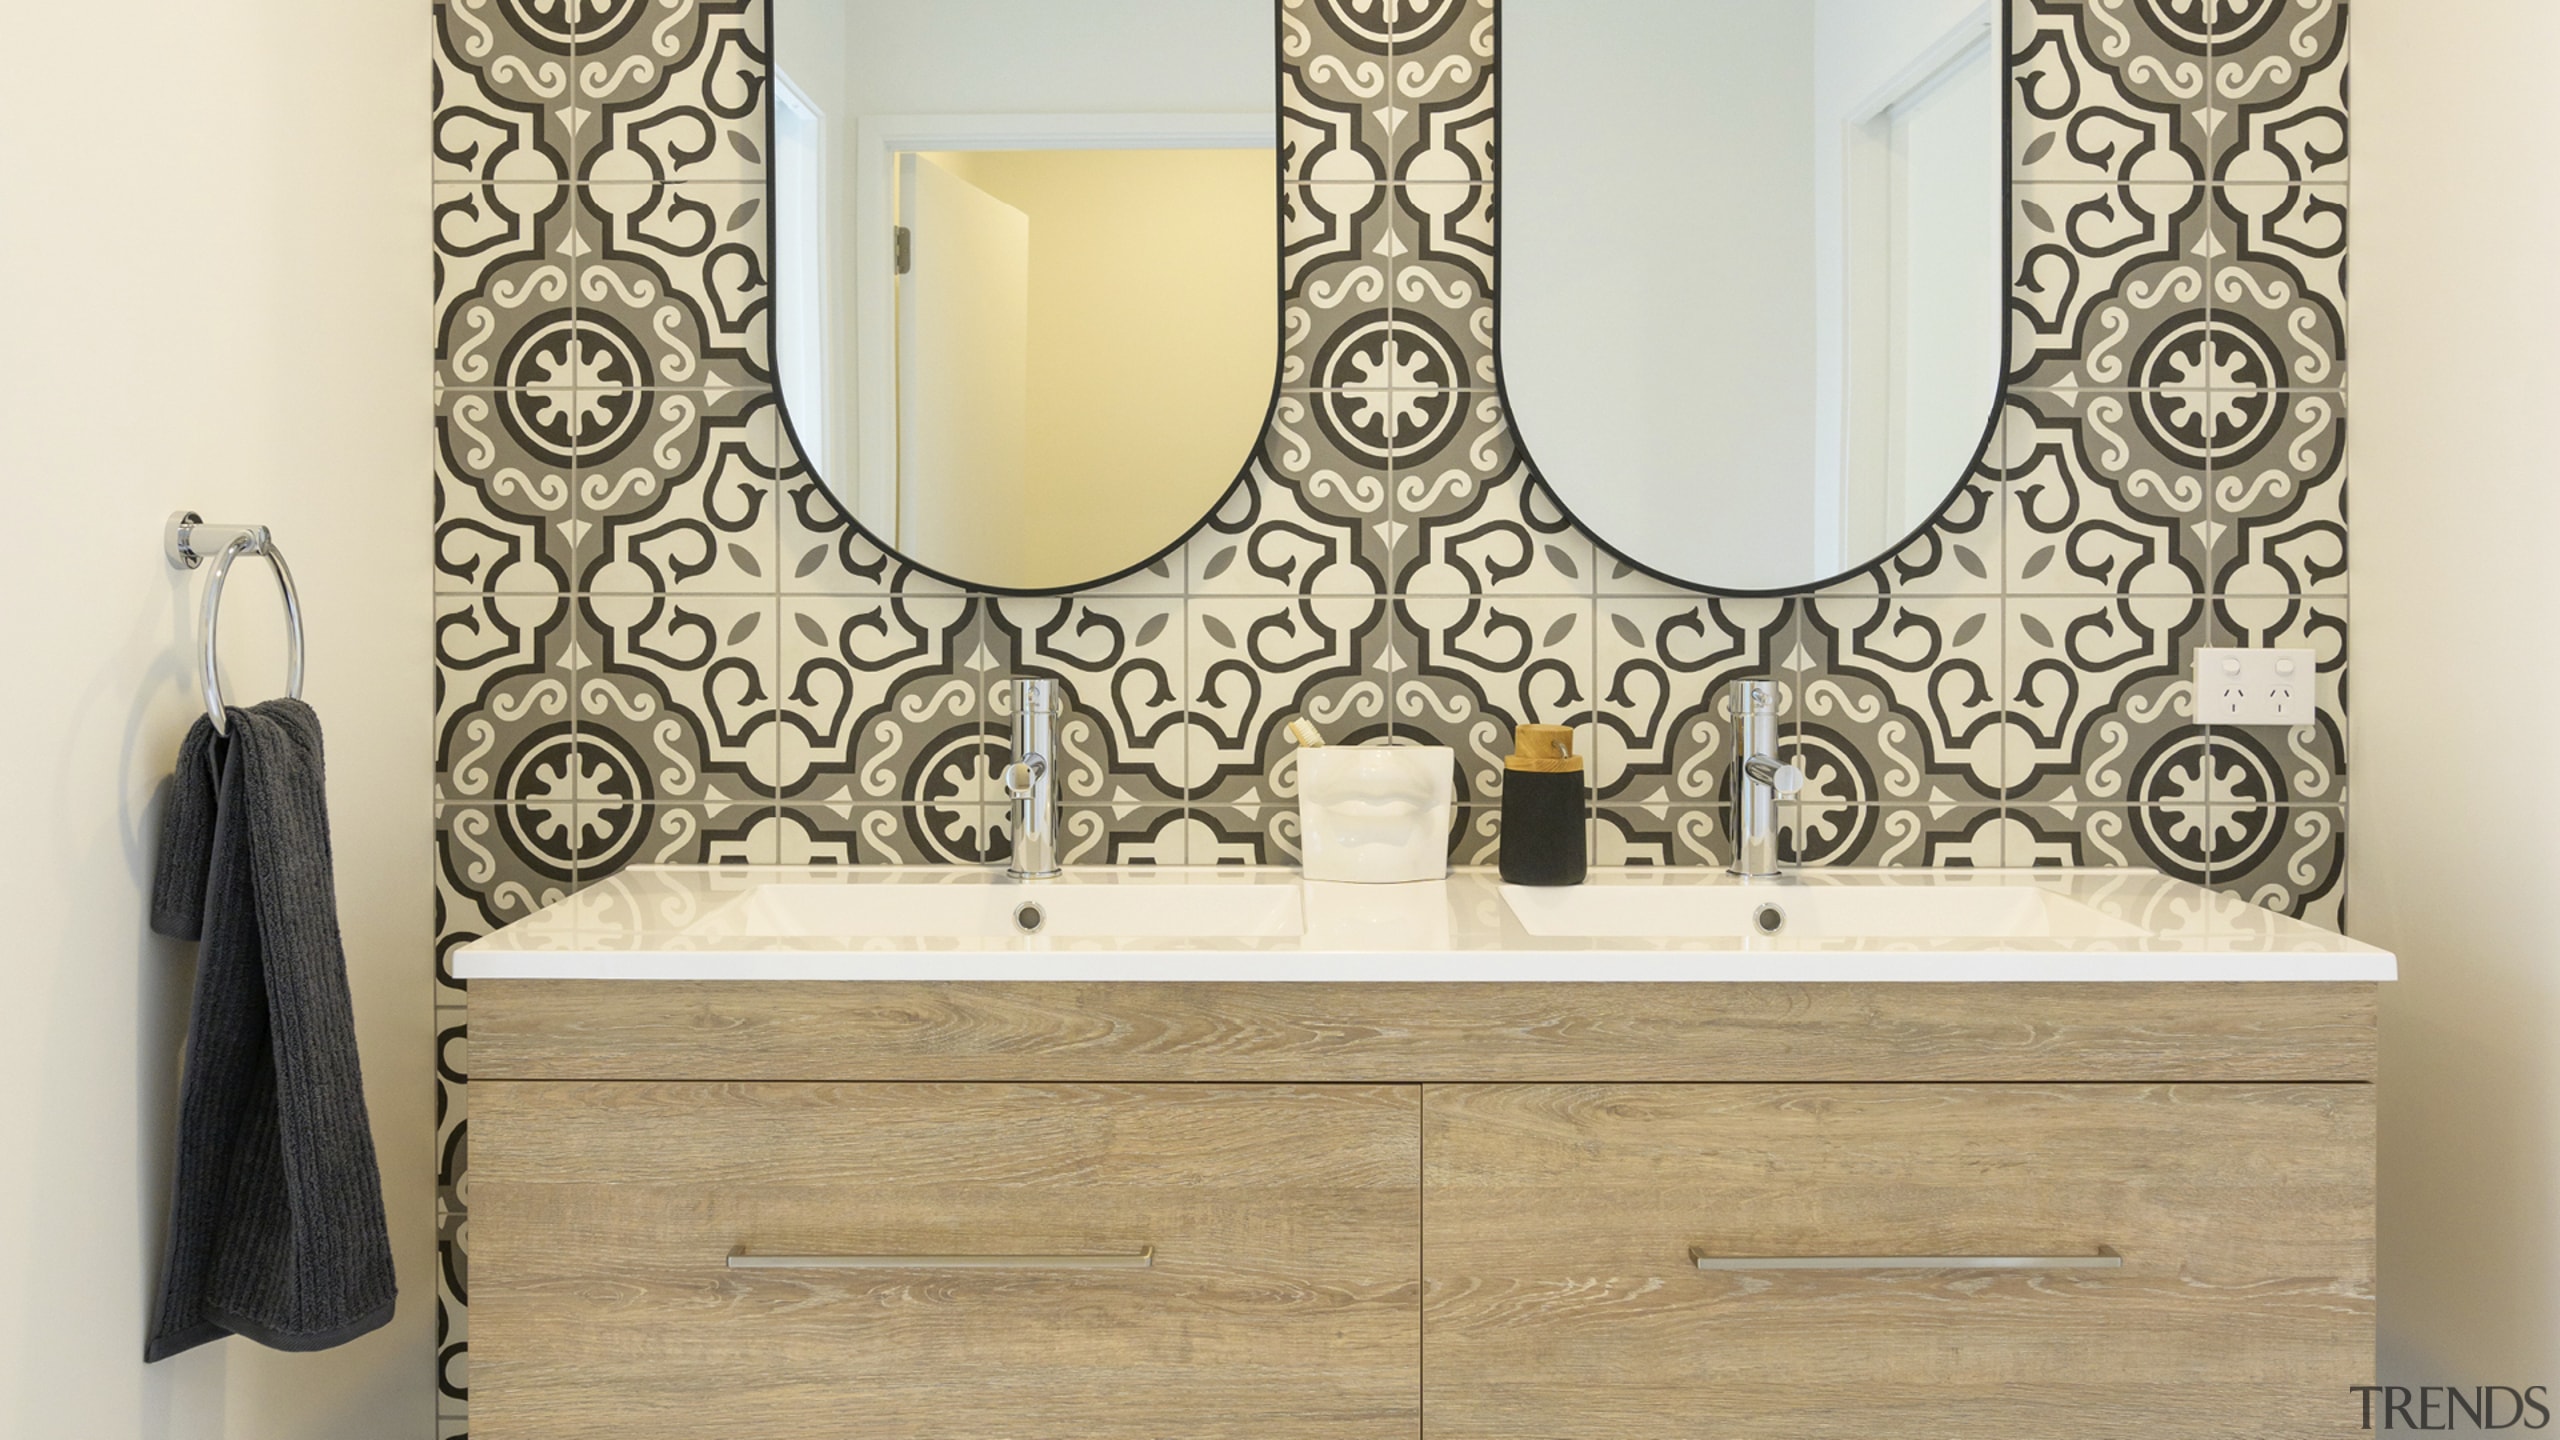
[1001, 678, 1066, 879]
[1728, 679, 1802, 880]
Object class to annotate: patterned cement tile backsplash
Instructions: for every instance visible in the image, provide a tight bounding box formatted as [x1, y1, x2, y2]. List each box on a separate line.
[429, 0, 2349, 1422]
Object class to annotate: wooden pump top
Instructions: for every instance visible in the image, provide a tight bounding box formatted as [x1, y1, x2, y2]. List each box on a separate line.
[1505, 723, 1585, 774]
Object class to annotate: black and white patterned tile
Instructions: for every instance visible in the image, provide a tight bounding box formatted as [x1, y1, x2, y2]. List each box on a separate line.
[429, 0, 2350, 1423]
[2004, 590, 2211, 807]
[1783, 801, 2012, 870]
[2011, 0, 2212, 191]
[2008, 179, 2213, 398]
[1595, 596, 1795, 809]
[988, 595, 1191, 823]
[1791, 595, 2007, 812]
[2209, 0, 2349, 189]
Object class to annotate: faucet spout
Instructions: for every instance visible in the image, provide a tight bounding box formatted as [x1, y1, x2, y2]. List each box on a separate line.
[1728, 679, 1801, 880]
[1004, 679, 1066, 879]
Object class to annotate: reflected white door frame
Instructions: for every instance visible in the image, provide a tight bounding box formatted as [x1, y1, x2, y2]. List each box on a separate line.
[1833, 1, 1998, 572]
[847, 112, 1273, 542]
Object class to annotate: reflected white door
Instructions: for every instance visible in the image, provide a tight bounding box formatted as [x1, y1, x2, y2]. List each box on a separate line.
[896, 153, 1030, 578]
[1883, 38, 2001, 538]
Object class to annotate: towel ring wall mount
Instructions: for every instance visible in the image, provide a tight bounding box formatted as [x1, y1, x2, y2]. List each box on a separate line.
[165, 511, 305, 736]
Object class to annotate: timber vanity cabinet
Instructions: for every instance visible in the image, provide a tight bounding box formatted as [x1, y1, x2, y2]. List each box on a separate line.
[463, 973, 2376, 1440]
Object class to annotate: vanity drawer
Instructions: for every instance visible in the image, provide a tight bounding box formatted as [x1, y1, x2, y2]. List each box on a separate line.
[471, 1081, 1421, 1440]
[1422, 1083, 2373, 1440]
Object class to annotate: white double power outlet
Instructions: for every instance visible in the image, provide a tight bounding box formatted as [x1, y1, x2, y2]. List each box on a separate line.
[2194, 647, 2317, 726]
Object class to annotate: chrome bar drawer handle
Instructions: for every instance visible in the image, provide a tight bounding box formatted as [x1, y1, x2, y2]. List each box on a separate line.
[1691, 1246, 2121, 1272]
[728, 1248, 1155, 1271]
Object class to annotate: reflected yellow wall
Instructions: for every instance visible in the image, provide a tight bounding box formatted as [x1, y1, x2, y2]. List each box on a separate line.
[924, 149, 1276, 587]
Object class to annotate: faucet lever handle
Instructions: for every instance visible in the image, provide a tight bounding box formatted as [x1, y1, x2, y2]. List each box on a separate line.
[1744, 756, 1803, 797]
[1002, 757, 1047, 799]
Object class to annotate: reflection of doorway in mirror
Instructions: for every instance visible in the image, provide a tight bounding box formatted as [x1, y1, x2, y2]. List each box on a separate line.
[773, 70, 839, 507]
[896, 153, 1033, 580]
[886, 144, 1274, 588]
[1832, 4, 2002, 571]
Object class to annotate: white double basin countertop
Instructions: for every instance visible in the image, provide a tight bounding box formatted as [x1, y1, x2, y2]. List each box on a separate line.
[451, 866, 2396, 985]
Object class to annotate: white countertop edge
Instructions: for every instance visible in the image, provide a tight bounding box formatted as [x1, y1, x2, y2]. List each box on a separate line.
[452, 951, 2397, 985]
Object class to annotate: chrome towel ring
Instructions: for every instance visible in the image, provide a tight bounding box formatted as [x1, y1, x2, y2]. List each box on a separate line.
[165, 511, 305, 737]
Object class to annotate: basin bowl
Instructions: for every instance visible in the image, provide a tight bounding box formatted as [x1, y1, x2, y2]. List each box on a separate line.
[1499, 879, 2148, 941]
[689, 876, 1306, 940]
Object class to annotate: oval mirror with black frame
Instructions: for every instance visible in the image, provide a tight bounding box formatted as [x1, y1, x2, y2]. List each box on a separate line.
[769, 0, 1278, 593]
[1501, 0, 2006, 593]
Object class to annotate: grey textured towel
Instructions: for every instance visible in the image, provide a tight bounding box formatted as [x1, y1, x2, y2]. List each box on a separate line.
[145, 699, 396, 1361]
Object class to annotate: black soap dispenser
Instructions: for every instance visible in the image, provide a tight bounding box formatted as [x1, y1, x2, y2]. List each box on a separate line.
[1500, 724, 1588, 886]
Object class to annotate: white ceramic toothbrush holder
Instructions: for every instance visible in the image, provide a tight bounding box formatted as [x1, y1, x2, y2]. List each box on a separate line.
[1295, 745, 1455, 884]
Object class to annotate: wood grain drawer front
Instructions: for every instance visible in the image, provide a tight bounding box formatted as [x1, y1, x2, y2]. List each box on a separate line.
[471, 1082, 1422, 1440]
[470, 980, 2378, 1083]
[1423, 1084, 2374, 1440]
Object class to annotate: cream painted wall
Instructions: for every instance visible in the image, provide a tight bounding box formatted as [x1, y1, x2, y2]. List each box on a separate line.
[930, 149, 1276, 589]
[0, 2, 432, 1437]
[2354, 0, 2560, 1390]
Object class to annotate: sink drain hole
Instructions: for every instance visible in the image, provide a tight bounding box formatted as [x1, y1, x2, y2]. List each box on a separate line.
[1012, 901, 1047, 935]
[1751, 902, 1787, 936]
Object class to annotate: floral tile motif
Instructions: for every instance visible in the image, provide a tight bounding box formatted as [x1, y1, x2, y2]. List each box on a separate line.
[1283, 0, 1394, 99]
[1237, 410, 1400, 587]
[2004, 590, 2211, 806]
[575, 592, 779, 806]
[1030, 806, 1192, 866]
[573, 177, 774, 387]
[431, 181, 572, 403]
[581, 802, 777, 869]
[777, 804, 987, 867]
[2214, 393, 2345, 597]
[2009, 181, 2211, 396]
[1783, 803, 2011, 870]
[1284, 182, 1394, 378]
[435, 389, 577, 595]
[2004, 805, 2209, 879]
[1386, 0, 1495, 191]
[778, 593, 987, 812]
[1595, 596, 1795, 808]
[2005, 380, 2213, 598]
[2216, 804, 2345, 926]
[434, 1010, 468, 1216]
[2209, 0, 2349, 189]
[1791, 596, 2006, 811]
[2012, 0, 2211, 190]
[1439, 808, 1509, 869]
[435, 803, 571, 986]
[433, 586, 577, 809]
[580, 393, 780, 595]
[1846, 444, 2005, 598]
[433, 2, 574, 186]
[1295, 261, 1472, 463]
[775, 468, 968, 598]
[988, 596, 1190, 813]
[2211, 182, 2348, 393]
[1399, 400, 1596, 599]
[574, 0, 767, 187]
[1186, 804, 1299, 868]
[1594, 806, 1730, 869]
[432, 209, 573, 399]
[1188, 594, 1389, 810]
[1389, 587, 1596, 808]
